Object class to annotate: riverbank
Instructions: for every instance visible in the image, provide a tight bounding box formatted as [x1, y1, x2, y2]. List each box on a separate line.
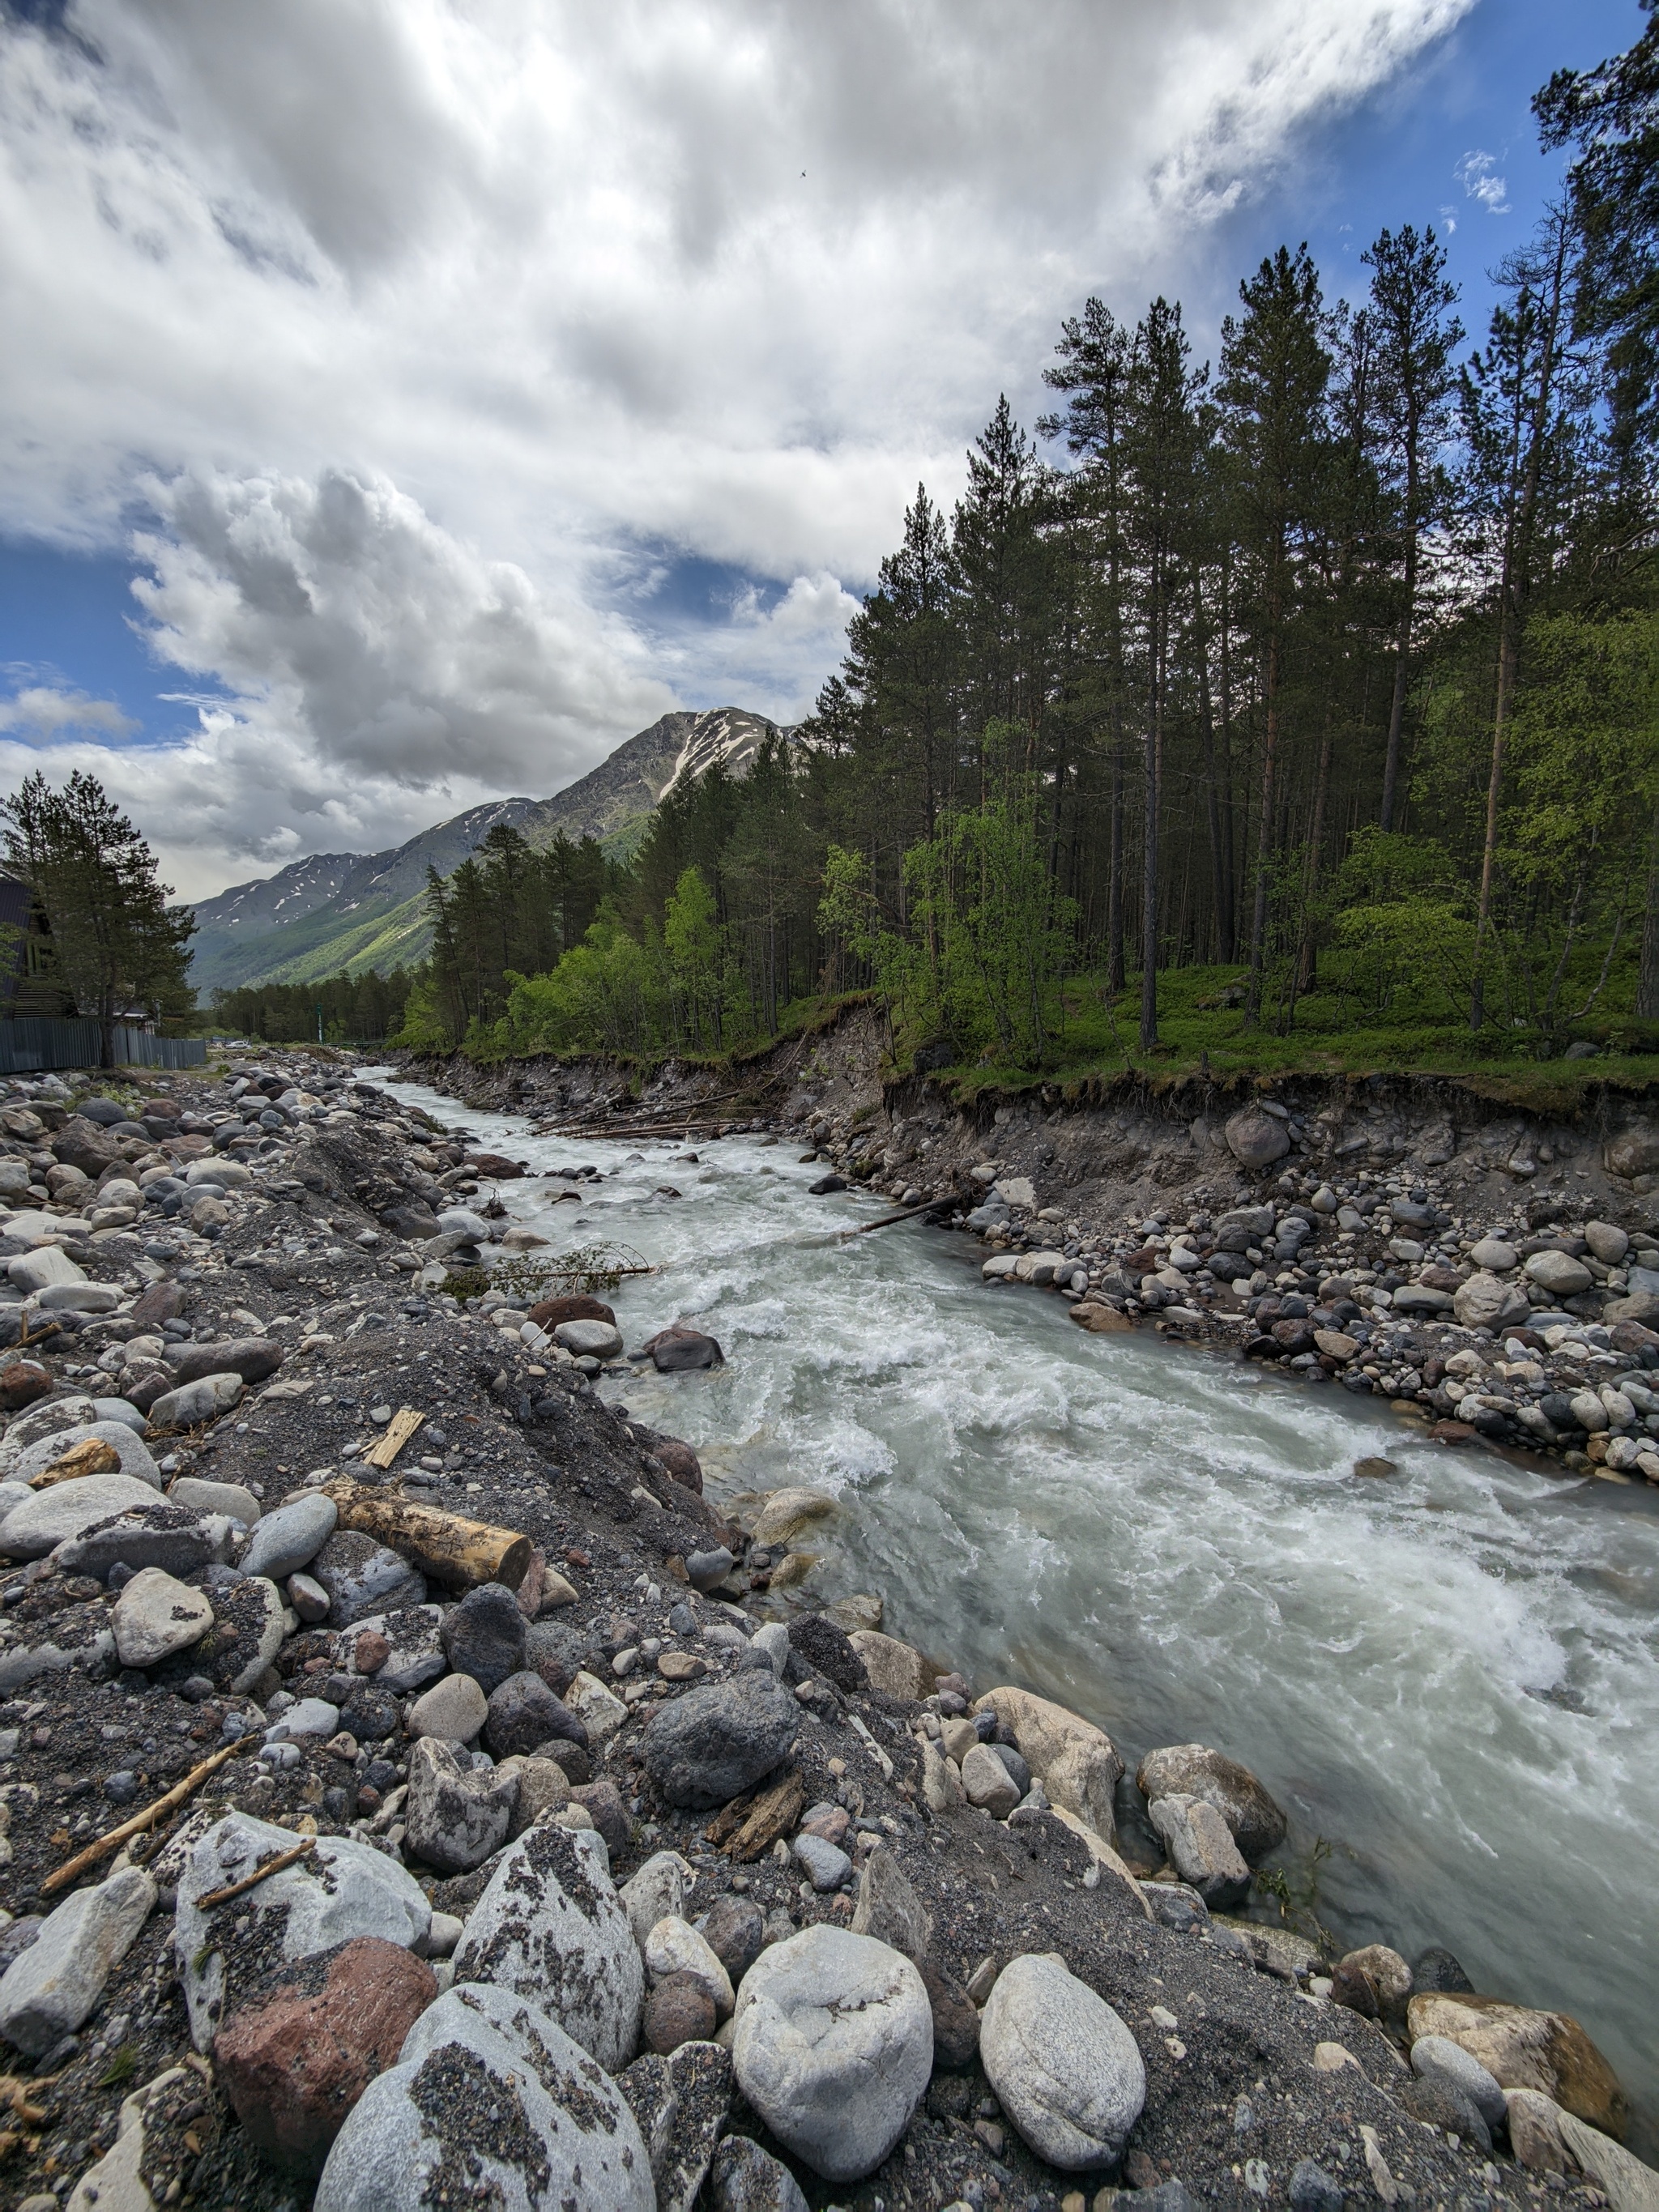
[0, 1048, 1650, 2210]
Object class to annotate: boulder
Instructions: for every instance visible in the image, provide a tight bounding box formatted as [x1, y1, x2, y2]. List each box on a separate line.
[1505, 2087, 1574, 2176]
[8, 1244, 85, 1294]
[750, 1485, 837, 1549]
[240, 1492, 338, 1579]
[1454, 1270, 1533, 1331]
[1147, 1794, 1250, 1906]
[1225, 1106, 1291, 1170]
[961, 1741, 1021, 1816]
[0, 1468, 164, 1559]
[404, 1737, 517, 1873]
[697, 1893, 766, 1983]
[451, 1821, 644, 2071]
[639, 1671, 799, 1809]
[169, 1337, 285, 1387]
[616, 2039, 733, 2212]
[203, 1574, 286, 1695]
[786, 1610, 866, 1691]
[55, 1502, 233, 1581]
[640, 1327, 725, 1372]
[1606, 1124, 1659, 1180]
[731, 1926, 932, 2181]
[972, 1685, 1123, 1842]
[1405, 1992, 1627, 2139]
[0, 1865, 155, 2056]
[644, 1915, 735, 2017]
[0, 1391, 101, 1468]
[439, 1579, 528, 1693]
[407, 1671, 488, 1744]
[1411, 2034, 1507, 2129]
[313, 1981, 653, 2212]
[500, 1754, 573, 1839]
[708, 2135, 810, 2212]
[342, 1603, 446, 1694]
[847, 1628, 928, 1701]
[112, 1566, 214, 1669]
[484, 1669, 586, 1758]
[169, 1476, 260, 1524]
[1135, 1744, 1287, 1863]
[1469, 1238, 1519, 1272]
[553, 1319, 625, 1359]
[174, 1813, 431, 2052]
[1556, 2109, 1659, 2212]
[147, 1372, 245, 1427]
[1524, 1249, 1594, 1298]
[213, 1936, 437, 2173]
[8, 1419, 160, 1490]
[920, 1738, 965, 1813]
[644, 1973, 717, 2053]
[979, 1950, 1146, 2170]
[528, 1292, 616, 1330]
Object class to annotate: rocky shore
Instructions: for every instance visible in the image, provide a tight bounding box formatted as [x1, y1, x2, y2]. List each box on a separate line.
[0, 1044, 1653, 2212]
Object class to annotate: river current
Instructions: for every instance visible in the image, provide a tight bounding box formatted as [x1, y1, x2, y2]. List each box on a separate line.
[370, 1072, 1659, 2148]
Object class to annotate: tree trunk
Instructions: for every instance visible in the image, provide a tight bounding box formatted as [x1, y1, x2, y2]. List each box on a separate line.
[1244, 624, 1282, 1028]
[1107, 708, 1126, 990]
[1640, 792, 1659, 1021]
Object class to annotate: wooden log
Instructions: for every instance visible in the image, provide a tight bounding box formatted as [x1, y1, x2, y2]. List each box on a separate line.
[706, 1770, 805, 1861]
[360, 1405, 424, 1471]
[839, 1196, 951, 1238]
[27, 1438, 122, 1489]
[322, 1479, 533, 1591]
[39, 1738, 243, 1897]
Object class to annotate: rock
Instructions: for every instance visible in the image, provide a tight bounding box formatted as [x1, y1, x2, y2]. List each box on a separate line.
[439, 1579, 528, 1693]
[176, 1812, 431, 2051]
[1392, 1285, 1454, 1314]
[1525, 1249, 1594, 1298]
[36, 1280, 121, 1312]
[972, 1686, 1122, 1842]
[290, 1571, 331, 1622]
[313, 1980, 653, 2212]
[407, 1671, 489, 1744]
[339, 1681, 399, 1742]
[571, 1777, 630, 1853]
[170, 1476, 260, 1523]
[621, 1850, 693, 1948]
[241, 1492, 338, 1579]
[808, 1174, 847, 1196]
[793, 1831, 851, 1890]
[731, 1925, 932, 2181]
[56, 1502, 232, 1581]
[528, 1292, 616, 1330]
[406, 1737, 518, 1873]
[1584, 1221, 1631, 1265]
[846, 1628, 928, 1701]
[1411, 2033, 1507, 2129]
[697, 1893, 766, 1983]
[922, 1960, 980, 2069]
[1341, 1943, 1412, 2014]
[1558, 2112, 1659, 2212]
[1606, 1124, 1659, 1180]
[1290, 2160, 1347, 2212]
[8, 1419, 162, 1489]
[206, 1573, 286, 1694]
[1455, 1269, 1532, 1331]
[112, 1566, 214, 1668]
[501, 1753, 573, 1838]
[646, 1915, 735, 2015]
[1405, 1992, 1627, 2138]
[484, 1669, 586, 1758]
[147, 1371, 245, 1426]
[708, 2135, 810, 2212]
[0, 1866, 155, 2056]
[1147, 1795, 1250, 1906]
[1506, 2087, 1574, 2175]
[651, 1435, 703, 1492]
[1072, 1300, 1136, 1332]
[639, 1671, 799, 1809]
[961, 1741, 1021, 1815]
[1414, 1946, 1476, 1993]
[170, 1336, 285, 1387]
[1136, 1743, 1286, 1863]
[747, 1622, 791, 1677]
[617, 2039, 733, 2212]
[564, 1667, 629, 1745]
[748, 1486, 836, 1549]
[979, 1950, 1146, 2169]
[645, 1972, 718, 2052]
[787, 1610, 867, 1691]
[553, 1318, 625, 1358]
[920, 1737, 965, 1812]
[451, 1821, 643, 2070]
[0, 1359, 53, 1411]
[63, 2064, 187, 2212]
[343, 1603, 447, 1694]
[0, 1469, 167, 1559]
[1467, 1237, 1516, 1272]
[851, 1846, 931, 1960]
[685, 1546, 734, 1591]
[642, 1326, 725, 1371]
[8, 1244, 85, 1294]
[312, 1530, 428, 1626]
[213, 1936, 437, 2173]
[1225, 1106, 1291, 1170]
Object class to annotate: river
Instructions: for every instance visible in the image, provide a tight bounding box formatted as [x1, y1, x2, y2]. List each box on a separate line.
[370, 1071, 1659, 2149]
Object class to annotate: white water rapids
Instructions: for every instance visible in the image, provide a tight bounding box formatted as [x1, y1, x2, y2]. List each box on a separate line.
[373, 1072, 1659, 2147]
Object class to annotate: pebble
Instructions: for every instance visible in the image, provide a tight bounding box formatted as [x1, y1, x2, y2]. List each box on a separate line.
[792, 1831, 852, 1890]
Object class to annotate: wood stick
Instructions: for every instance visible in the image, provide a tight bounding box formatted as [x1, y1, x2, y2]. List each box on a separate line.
[195, 1835, 314, 1908]
[839, 1196, 952, 1238]
[322, 1479, 533, 1590]
[39, 1738, 243, 1897]
[360, 1405, 424, 1471]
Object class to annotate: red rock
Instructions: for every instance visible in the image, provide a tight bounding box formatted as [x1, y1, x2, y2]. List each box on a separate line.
[652, 1437, 702, 1494]
[800, 1805, 851, 1846]
[1430, 1420, 1477, 1446]
[643, 1972, 716, 2054]
[352, 1629, 391, 1675]
[0, 1362, 53, 1411]
[466, 1153, 527, 1179]
[213, 1936, 436, 2172]
[528, 1293, 615, 1331]
[129, 1281, 185, 1329]
[565, 1546, 591, 1569]
[514, 1547, 548, 1618]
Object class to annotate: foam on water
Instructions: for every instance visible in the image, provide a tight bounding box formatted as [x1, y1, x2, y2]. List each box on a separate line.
[371, 1075, 1659, 2147]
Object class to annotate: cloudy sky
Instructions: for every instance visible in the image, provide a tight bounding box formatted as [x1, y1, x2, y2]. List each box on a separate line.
[0, 0, 1638, 899]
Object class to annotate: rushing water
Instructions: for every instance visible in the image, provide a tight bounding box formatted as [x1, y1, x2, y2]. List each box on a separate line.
[370, 1072, 1659, 2148]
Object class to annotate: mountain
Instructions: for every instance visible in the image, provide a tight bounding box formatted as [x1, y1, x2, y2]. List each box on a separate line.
[188, 707, 796, 997]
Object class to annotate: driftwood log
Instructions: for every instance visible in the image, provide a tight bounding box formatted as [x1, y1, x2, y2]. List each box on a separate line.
[322, 1478, 532, 1591]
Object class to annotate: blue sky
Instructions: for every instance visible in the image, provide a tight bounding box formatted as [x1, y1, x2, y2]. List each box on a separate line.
[0, 0, 1640, 895]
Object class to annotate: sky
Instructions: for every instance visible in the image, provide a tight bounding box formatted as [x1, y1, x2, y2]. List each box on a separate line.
[0, 0, 1640, 901]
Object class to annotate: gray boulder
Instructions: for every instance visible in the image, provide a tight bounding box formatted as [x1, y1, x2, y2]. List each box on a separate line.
[1147, 1793, 1251, 1906]
[406, 1673, 488, 1744]
[313, 1982, 653, 2212]
[1224, 1107, 1290, 1170]
[4, 1419, 160, 1490]
[484, 1669, 586, 1759]
[849, 1847, 931, 1962]
[708, 2135, 810, 2212]
[112, 1567, 214, 1669]
[451, 1821, 643, 2072]
[0, 1865, 155, 2056]
[439, 1579, 527, 1693]
[1411, 2034, 1508, 2129]
[57, 1502, 233, 1580]
[979, 1951, 1145, 2169]
[1135, 1743, 1287, 1863]
[619, 1849, 691, 1950]
[240, 1491, 337, 1579]
[404, 1737, 517, 1873]
[731, 1926, 931, 2181]
[0, 1392, 100, 1470]
[0, 1469, 164, 1559]
[639, 1671, 798, 1810]
[169, 1336, 285, 1387]
[147, 1372, 245, 1427]
[617, 2039, 733, 2212]
[312, 1530, 427, 1626]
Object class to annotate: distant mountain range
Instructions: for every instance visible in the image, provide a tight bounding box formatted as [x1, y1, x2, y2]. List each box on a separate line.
[188, 707, 796, 996]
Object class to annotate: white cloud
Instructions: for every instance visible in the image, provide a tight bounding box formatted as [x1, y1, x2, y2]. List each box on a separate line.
[0, 681, 139, 740]
[1455, 149, 1511, 215]
[0, 0, 1476, 892]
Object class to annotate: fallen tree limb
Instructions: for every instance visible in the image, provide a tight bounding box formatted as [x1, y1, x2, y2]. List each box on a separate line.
[195, 1835, 314, 1909]
[40, 1738, 243, 1897]
[839, 1196, 954, 1238]
[360, 1405, 424, 1471]
[322, 1478, 533, 1591]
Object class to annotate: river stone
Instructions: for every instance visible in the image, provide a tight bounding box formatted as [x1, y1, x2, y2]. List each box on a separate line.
[787, 1610, 867, 1691]
[57, 1502, 233, 1580]
[1405, 1992, 1627, 2138]
[485, 1669, 586, 1758]
[406, 1672, 488, 1744]
[0, 1469, 164, 1559]
[645, 1916, 734, 2016]
[313, 1531, 428, 1626]
[405, 1737, 517, 1873]
[168, 1337, 285, 1388]
[8, 1244, 85, 1294]
[1584, 1221, 1629, 1265]
[1505, 2087, 1574, 2176]
[170, 1476, 260, 1524]
[643, 1972, 716, 2059]
[620, 1850, 692, 1950]
[961, 1741, 1021, 1816]
[749, 1486, 837, 1549]
[972, 1685, 1122, 1843]
[343, 1605, 446, 1694]
[1148, 1794, 1250, 1906]
[1454, 1270, 1531, 1330]
[1412, 2035, 1508, 2129]
[696, 1894, 766, 1984]
[241, 1492, 338, 1579]
[731, 1926, 932, 2181]
[638, 1670, 799, 1809]
[617, 2039, 733, 2212]
[0, 1865, 156, 2056]
[1525, 1249, 1594, 1298]
[847, 1628, 928, 1701]
[1224, 1106, 1290, 1170]
[313, 1981, 654, 2212]
[708, 2135, 810, 2212]
[176, 1812, 432, 2052]
[495, 1754, 573, 1841]
[980, 1950, 1146, 2169]
[641, 1326, 724, 1372]
[1470, 1237, 1519, 1272]
[552, 1319, 625, 1359]
[208, 1574, 287, 1695]
[850, 1845, 931, 1961]
[452, 1820, 643, 2070]
[113, 1566, 214, 1669]
[1135, 1744, 1287, 1863]
[1606, 1124, 1659, 1180]
[6, 1419, 162, 1490]
[1557, 2108, 1659, 2212]
[439, 1579, 528, 1693]
[920, 1737, 964, 1813]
